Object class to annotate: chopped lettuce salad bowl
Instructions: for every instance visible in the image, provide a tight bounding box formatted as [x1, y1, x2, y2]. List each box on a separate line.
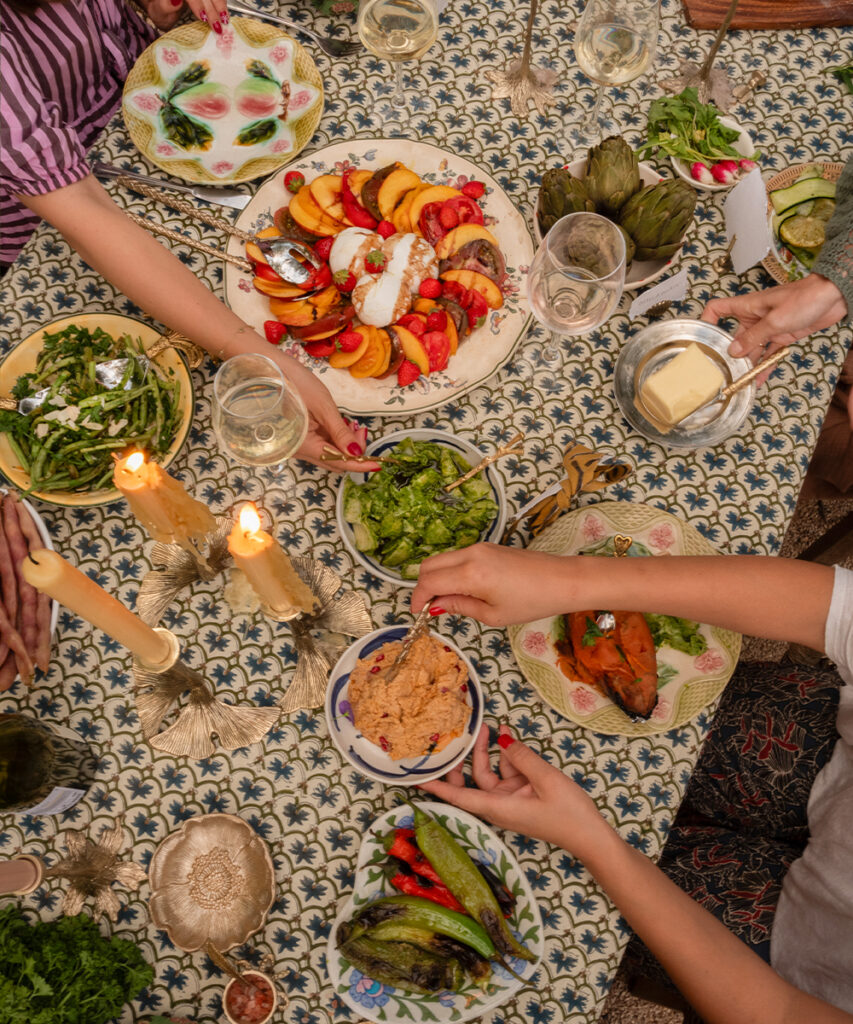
[336, 429, 508, 588]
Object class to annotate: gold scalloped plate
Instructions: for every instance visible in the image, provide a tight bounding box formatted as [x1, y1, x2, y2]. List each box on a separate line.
[762, 161, 844, 285]
[508, 501, 742, 737]
[148, 813, 275, 952]
[122, 17, 323, 185]
[0, 314, 194, 508]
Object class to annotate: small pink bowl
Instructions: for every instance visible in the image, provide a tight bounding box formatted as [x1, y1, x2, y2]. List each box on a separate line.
[222, 971, 277, 1024]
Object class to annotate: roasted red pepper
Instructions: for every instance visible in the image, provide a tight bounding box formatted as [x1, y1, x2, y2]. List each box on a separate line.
[384, 828, 445, 886]
[341, 168, 378, 229]
[388, 870, 465, 911]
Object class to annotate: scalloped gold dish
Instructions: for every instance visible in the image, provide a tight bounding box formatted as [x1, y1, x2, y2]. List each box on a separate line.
[123, 17, 323, 185]
[148, 813, 275, 952]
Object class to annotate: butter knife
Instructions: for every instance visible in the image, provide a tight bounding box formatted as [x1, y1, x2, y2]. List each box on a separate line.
[94, 162, 251, 211]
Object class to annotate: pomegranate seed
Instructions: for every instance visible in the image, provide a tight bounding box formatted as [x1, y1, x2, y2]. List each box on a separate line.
[370, 666, 381, 674]
[381, 712, 389, 718]
[379, 737, 389, 751]
[375, 654, 385, 661]
[429, 733, 440, 743]
[440, 687, 448, 693]
[444, 646, 451, 652]
[460, 683, 467, 692]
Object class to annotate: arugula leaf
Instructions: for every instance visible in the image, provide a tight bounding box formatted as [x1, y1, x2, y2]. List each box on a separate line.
[645, 613, 707, 656]
[829, 64, 853, 94]
[638, 87, 751, 165]
[582, 616, 604, 647]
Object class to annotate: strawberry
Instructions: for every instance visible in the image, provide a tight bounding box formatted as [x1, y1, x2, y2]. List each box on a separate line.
[336, 330, 364, 352]
[334, 268, 357, 291]
[263, 320, 287, 344]
[397, 359, 421, 387]
[284, 170, 305, 194]
[397, 313, 426, 336]
[304, 339, 335, 357]
[438, 205, 459, 230]
[418, 277, 442, 299]
[365, 249, 387, 274]
[426, 310, 447, 332]
[313, 236, 335, 261]
[461, 180, 485, 199]
[466, 291, 489, 330]
[377, 219, 396, 239]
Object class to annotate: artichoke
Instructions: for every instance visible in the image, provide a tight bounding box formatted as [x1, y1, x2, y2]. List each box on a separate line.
[617, 225, 636, 268]
[537, 168, 595, 236]
[618, 178, 697, 262]
[583, 136, 641, 216]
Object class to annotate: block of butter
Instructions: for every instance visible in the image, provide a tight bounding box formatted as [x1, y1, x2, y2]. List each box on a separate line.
[639, 343, 725, 428]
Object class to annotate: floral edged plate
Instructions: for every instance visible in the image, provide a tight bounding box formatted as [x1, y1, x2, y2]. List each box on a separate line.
[327, 801, 543, 1024]
[224, 139, 534, 416]
[762, 162, 844, 285]
[122, 17, 323, 184]
[508, 501, 741, 737]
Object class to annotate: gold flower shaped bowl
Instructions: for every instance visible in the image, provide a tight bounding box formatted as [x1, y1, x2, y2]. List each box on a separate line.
[148, 813, 275, 952]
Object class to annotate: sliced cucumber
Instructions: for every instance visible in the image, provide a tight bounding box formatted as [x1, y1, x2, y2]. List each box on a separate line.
[811, 198, 836, 221]
[779, 215, 826, 250]
[352, 520, 377, 553]
[770, 177, 836, 215]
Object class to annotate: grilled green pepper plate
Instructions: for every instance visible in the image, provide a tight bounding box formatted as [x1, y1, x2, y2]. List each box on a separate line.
[342, 438, 499, 579]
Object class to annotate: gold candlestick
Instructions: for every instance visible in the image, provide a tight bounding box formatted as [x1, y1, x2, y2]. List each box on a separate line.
[485, 0, 560, 117]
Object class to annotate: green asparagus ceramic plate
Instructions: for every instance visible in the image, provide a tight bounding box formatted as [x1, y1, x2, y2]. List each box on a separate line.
[0, 313, 193, 508]
[123, 17, 323, 185]
[327, 801, 543, 1024]
[508, 501, 741, 737]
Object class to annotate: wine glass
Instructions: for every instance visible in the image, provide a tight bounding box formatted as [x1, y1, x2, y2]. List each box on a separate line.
[212, 354, 308, 475]
[526, 212, 626, 363]
[573, 0, 660, 143]
[357, 0, 439, 128]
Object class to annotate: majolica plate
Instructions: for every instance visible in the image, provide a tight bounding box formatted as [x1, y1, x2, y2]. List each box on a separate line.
[508, 501, 741, 737]
[327, 801, 543, 1024]
[0, 313, 193, 508]
[123, 17, 323, 184]
[224, 138, 534, 416]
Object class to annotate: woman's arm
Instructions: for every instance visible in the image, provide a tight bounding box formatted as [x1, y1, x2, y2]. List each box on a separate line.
[411, 545, 834, 652]
[421, 727, 850, 1024]
[19, 175, 369, 470]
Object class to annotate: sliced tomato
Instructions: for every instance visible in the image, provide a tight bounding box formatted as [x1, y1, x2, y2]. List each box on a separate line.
[466, 291, 489, 330]
[443, 196, 484, 226]
[418, 202, 447, 246]
[397, 313, 426, 336]
[301, 262, 332, 291]
[304, 339, 336, 357]
[255, 262, 283, 282]
[422, 330, 451, 373]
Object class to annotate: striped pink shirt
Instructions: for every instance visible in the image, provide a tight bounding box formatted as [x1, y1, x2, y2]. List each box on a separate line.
[0, 0, 156, 263]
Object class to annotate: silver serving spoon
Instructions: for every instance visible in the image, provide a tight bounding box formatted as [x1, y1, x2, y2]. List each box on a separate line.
[1, 356, 151, 414]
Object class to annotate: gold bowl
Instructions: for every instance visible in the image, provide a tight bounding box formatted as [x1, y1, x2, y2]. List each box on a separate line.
[148, 813, 275, 952]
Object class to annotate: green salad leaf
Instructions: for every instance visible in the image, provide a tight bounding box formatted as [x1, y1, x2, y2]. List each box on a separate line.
[644, 613, 707, 656]
[638, 87, 749, 165]
[0, 906, 153, 1024]
[343, 438, 498, 579]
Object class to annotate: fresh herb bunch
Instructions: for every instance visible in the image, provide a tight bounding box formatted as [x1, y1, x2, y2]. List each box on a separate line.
[342, 438, 498, 579]
[0, 905, 153, 1024]
[644, 613, 707, 656]
[0, 323, 182, 494]
[829, 63, 853, 94]
[638, 87, 746, 165]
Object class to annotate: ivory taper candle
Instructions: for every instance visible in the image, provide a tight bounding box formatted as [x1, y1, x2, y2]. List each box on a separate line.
[227, 503, 317, 616]
[22, 549, 173, 668]
[113, 450, 215, 546]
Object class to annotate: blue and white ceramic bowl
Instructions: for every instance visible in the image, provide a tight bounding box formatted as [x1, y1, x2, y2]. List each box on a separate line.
[325, 626, 483, 785]
[335, 428, 508, 589]
[327, 800, 544, 1024]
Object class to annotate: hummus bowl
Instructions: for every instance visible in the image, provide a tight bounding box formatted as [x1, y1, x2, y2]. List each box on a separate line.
[326, 626, 484, 785]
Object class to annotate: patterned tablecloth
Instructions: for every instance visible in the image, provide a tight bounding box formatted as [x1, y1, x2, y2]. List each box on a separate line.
[1, 1, 851, 1021]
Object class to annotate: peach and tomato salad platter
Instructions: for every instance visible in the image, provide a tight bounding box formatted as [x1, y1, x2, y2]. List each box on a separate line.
[245, 161, 509, 389]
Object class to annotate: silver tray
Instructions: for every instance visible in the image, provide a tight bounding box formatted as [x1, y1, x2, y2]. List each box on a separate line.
[613, 319, 754, 450]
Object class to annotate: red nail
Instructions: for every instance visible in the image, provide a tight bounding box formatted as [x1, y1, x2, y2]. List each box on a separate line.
[347, 442, 363, 456]
[171, 0, 182, 6]
[497, 734, 515, 750]
[429, 606, 445, 616]
[199, 9, 208, 18]
[220, 10, 229, 22]
[212, 20, 222, 32]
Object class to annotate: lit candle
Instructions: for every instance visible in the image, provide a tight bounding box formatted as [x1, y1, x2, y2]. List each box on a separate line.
[22, 549, 173, 669]
[227, 503, 317, 617]
[113, 450, 215, 547]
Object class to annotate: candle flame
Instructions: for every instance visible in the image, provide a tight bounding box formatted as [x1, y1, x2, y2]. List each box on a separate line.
[126, 451, 145, 473]
[239, 502, 261, 535]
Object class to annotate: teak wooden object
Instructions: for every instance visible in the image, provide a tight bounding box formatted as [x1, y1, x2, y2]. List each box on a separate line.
[681, 0, 853, 29]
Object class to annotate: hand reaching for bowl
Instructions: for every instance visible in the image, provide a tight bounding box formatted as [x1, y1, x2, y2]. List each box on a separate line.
[702, 274, 847, 385]
[183, 0, 230, 32]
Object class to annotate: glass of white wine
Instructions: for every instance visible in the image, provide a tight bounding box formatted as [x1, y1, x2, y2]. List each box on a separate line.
[526, 212, 626, 362]
[357, 0, 439, 127]
[212, 354, 308, 474]
[573, 0, 659, 143]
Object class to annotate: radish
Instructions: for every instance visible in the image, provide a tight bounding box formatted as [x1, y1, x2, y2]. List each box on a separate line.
[690, 162, 714, 184]
[738, 158, 758, 173]
[710, 160, 739, 184]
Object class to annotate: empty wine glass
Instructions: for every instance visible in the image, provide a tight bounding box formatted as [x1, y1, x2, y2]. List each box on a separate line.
[357, 0, 439, 128]
[526, 212, 626, 363]
[573, 0, 660, 144]
[212, 354, 308, 474]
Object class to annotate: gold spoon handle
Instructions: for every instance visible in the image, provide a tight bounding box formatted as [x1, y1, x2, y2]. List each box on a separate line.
[721, 346, 790, 398]
[444, 432, 524, 493]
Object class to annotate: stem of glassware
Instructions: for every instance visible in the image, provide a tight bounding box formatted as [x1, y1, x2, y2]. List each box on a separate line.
[542, 330, 561, 363]
[577, 83, 606, 142]
[390, 61, 407, 108]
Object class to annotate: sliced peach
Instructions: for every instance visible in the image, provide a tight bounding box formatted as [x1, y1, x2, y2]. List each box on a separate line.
[309, 174, 347, 223]
[390, 324, 429, 375]
[440, 269, 504, 309]
[245, 224, 283, 264]
[271, 299, 317, 327]
[289, 187, 341, 236]
[434, 224, 499, 261]
[391, 184, 428, 234]
[350, 327, 390, 378]
[443, 312, 459, 355]
[253, 276, 311, 299]
[308, 285, 341, 316]
[409, 186, 462, 236]
[348, 169, 373, 203]
[412, 297, 439, 316]
[297, 324, 343, 341]
[377, 167, 422, 221]
[329, 326, 370, 368]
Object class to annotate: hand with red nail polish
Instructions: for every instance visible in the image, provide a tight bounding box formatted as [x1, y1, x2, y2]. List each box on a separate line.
[142, 0, 186, 28]
[347, 442, 363, 457]
[418, 724, 601, 854]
